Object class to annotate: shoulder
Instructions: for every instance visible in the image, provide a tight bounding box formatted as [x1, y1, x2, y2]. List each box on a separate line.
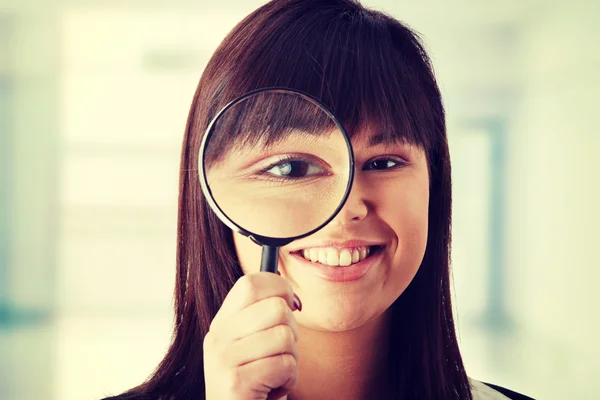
[469, 378, 535, 400]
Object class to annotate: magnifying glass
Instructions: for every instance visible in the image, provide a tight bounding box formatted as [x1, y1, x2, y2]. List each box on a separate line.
[198, 88, 354, 273]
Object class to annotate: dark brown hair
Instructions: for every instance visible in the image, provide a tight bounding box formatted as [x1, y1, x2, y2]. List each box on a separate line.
[104, 0, 471, 398]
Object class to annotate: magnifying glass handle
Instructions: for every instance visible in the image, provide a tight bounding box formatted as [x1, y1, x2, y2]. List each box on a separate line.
[260, 245, 280, 273]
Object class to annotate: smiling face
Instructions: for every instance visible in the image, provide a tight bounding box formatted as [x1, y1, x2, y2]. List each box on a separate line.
[233, 129, 430, 332]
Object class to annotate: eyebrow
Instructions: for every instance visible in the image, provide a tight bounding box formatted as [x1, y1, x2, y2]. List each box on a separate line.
[368, 134, 388, 146]
[368, 133, 405, 147]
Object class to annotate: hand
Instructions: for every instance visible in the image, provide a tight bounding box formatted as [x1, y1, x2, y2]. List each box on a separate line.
[204, 272, 302, 400]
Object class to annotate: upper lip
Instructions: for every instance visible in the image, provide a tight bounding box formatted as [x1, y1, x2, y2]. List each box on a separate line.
[287, 239, 386, 252]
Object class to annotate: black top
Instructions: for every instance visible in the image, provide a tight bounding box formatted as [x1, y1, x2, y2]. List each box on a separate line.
[483, 382, 535, 399]
[102, 381, 535, 399]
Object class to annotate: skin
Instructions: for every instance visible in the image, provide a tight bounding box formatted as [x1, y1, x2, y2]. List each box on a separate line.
[206, 130, 351, 238]
[204, 130, 430, 400]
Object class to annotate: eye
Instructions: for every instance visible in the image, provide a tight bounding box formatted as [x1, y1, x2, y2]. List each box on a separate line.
[363, 157, 406, 171]
[258, 156, 328, 180]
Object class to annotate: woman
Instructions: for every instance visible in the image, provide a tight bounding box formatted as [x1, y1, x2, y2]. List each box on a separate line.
[104, 0, 532, 399]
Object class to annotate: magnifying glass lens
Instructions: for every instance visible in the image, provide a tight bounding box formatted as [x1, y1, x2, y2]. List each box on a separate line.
[202, 90, 353, 240]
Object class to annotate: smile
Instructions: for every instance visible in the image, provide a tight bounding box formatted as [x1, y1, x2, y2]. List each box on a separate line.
[294, 245, 383, 266]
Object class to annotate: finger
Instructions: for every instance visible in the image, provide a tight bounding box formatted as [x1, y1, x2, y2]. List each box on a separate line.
[228, 324, 298, 367]
[237, 353, 298, 398]
[213, 273, 296, 326]
[222, 296, 299, 342]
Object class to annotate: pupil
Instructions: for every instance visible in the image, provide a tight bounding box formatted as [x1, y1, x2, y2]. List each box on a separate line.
[282, 161, 308, 177]
[373, 160, 388, 169]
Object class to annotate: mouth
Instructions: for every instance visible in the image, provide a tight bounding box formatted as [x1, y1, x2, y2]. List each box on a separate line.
[291, 245, 384, 267]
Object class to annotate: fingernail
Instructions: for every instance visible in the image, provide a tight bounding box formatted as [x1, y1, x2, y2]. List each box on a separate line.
[293, 293, 302, 312]
[276, 271, 281, 276]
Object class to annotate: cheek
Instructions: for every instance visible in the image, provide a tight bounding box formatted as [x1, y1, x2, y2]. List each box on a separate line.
[233, 232, 262, 274]
[383, 176, 430, 268]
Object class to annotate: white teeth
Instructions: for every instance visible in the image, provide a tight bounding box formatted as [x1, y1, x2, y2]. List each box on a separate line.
[298, 246, 376, 266]
[339, 249, 352, 266]
[318, 249, 328, 264]
[309, 248, 319, 262]
[352, 249, 360, 263]
[326, 249, 339, 266]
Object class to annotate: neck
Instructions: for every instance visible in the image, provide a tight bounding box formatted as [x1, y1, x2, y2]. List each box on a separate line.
[288, 310, 393, 400]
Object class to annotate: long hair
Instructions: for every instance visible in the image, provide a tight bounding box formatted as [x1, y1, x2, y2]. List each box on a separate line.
[104, 0, 470, 398]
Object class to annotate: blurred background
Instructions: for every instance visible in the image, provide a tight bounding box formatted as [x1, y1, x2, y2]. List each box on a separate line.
[1, 0, 599, 399]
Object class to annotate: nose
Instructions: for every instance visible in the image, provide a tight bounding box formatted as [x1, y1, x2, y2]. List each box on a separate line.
[331, 174, 369, 224]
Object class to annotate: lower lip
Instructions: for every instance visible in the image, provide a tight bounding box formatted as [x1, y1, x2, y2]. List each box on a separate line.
[289, 248, 383, 282]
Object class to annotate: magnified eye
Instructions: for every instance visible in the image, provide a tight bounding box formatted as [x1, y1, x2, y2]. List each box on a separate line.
[259, 156, 328, 180]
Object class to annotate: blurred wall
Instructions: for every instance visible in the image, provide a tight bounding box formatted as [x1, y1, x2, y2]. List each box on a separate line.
[507, 3, 600, 397]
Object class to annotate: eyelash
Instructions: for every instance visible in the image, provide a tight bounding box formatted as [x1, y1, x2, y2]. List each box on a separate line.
[260, 154, 294, 171]
[363, 156, 408, 171]
[256, 155, 325, 182]
[254, 154, 407, 182]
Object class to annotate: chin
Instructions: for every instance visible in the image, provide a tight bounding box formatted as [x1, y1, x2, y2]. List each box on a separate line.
[296, 296, 387, 332]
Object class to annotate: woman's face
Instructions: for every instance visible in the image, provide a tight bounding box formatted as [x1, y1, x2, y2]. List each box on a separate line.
[233, 129, 430, 331]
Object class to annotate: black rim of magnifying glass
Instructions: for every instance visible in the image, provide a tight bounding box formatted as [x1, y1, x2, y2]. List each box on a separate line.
[198, 87, 355, 268]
